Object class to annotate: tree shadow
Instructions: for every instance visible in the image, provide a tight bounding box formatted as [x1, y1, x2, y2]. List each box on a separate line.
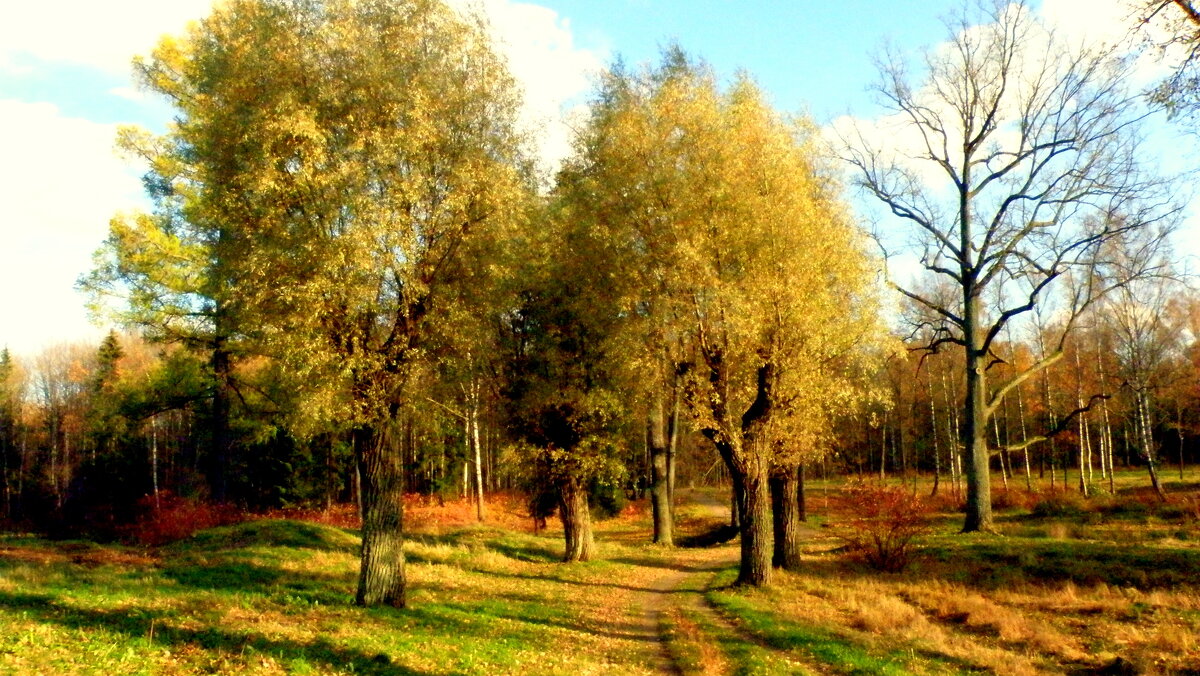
[0, 591, 429, 675]
[176, 519, 359, 553]
[404, 531, 562, 564]
[408, 594, 660, 644]
[606, 556, 718, 573]
[159, 558, 355, 605]
[795, 538, 1200, 591]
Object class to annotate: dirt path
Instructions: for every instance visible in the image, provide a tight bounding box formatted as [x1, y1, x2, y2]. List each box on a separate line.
[628, 489, 830, 675]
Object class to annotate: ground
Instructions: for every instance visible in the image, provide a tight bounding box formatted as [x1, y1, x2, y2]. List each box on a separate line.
[0, 471, 1198, 674]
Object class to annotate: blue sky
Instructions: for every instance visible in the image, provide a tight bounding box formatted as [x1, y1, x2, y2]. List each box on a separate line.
[1, 0, 1194, 357]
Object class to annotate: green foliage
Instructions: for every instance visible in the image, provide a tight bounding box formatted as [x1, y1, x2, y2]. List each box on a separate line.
[586, 477, 627, 520]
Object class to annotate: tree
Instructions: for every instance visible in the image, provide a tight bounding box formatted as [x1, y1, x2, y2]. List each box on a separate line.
[562, 52, 888, 585]
[1133, 1, 1200, 120]
[842, 1, 1179, 532]
[499, 280, 628, 562]
[0, 348, 21, 520]
[1099, 246, 1185, 500]
[123, 0, 530, 607]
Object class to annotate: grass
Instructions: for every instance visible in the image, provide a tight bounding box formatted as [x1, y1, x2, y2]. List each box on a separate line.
[1, 474, 1200, 674]
[0, 511, 681, 674]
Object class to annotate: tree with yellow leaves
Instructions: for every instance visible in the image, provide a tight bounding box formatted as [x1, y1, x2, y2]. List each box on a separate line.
[90, 0, 531, 607]
[560, 51, 890, 585]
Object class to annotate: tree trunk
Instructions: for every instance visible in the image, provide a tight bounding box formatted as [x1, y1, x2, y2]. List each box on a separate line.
[667, 392, 679, 517]
[929, 374, 941, 497]
[1136, 392, 1168, 502]
[729, 482, 740, 528]
[559, 478, 596, 562]
[648, 401, 673, 546]
[469, 391, 485, 522]
[210, 344, 233, 504]
[1015, 378, 1033, 491]
[962, 315, 994, 532]
[354, 422, 407, 608]
[734, 460, 771, 586]
[797, 464, 807, 522]
[770, 465, 802, 571]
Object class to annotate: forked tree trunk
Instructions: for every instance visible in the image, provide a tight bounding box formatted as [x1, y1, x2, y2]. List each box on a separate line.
[559, 478, 596, 562]
[355, 422, 407, 608]
[770, 465, 802, 571]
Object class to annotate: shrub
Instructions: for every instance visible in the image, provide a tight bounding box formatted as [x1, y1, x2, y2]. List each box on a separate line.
[832, 483, 934, 572]
[122, 493, 244, 546]
[1030, 488, 1087, 518]
[990, 488, 1039, 511]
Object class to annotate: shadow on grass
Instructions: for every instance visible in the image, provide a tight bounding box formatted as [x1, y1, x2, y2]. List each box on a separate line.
[159, 558, 355, 606]
[607, 556, 720, 573]
[404, 530, 562, 564]
[800, 537, 1200, 590]
[0, 592, 429, 675]
[676, 524, 739, 549]
[174, 519, 359, 554]
[409, 594, 660, 644]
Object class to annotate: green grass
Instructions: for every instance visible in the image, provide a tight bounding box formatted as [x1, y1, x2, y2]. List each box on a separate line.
[0, 519, 681, 674]
[3, 480, 1200, 674]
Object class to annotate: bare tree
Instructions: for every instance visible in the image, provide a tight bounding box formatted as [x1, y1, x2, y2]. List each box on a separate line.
[1100, 244, 1185, 501]
[842, 1, 1179, 532]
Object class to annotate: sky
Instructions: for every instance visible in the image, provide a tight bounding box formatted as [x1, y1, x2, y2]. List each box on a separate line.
[1, 0, 1195, 358]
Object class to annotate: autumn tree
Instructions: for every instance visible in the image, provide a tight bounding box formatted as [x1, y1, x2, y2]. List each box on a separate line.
[498, 247, 629, 562]
[842, 1, 1179, 532]
[563, 52, 888, 584]
[121, 0, 531, 606]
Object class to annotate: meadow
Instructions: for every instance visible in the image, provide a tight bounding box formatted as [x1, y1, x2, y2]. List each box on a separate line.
[0, 471, 1198, 675]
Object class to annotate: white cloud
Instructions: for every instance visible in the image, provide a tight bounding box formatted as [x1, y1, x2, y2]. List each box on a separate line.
[0, 0, 604, 357]
[0, 100, 144, 357]
[456, 0, 607, 174]
[0, 0, 214, 75]
[108, 86, 147, 103]
[1038, 0, 1180, 87]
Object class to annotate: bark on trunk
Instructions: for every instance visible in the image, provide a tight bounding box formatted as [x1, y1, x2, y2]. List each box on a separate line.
[470, 396, 485, 522]
[797, 464, 807, 522]
[735, 461, 771, 586]
[1136, 392, 1168, 502]
[962, 293, 994, 533]
[354, 423, 407, 608]
[770, 466, 802, 571]
[559, 478, 596, 562]
[648, 407, 673, 546]
[210, 344, 233, 504]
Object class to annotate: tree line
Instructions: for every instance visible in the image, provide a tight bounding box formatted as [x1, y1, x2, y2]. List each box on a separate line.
[1, 0, 1197, 607]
